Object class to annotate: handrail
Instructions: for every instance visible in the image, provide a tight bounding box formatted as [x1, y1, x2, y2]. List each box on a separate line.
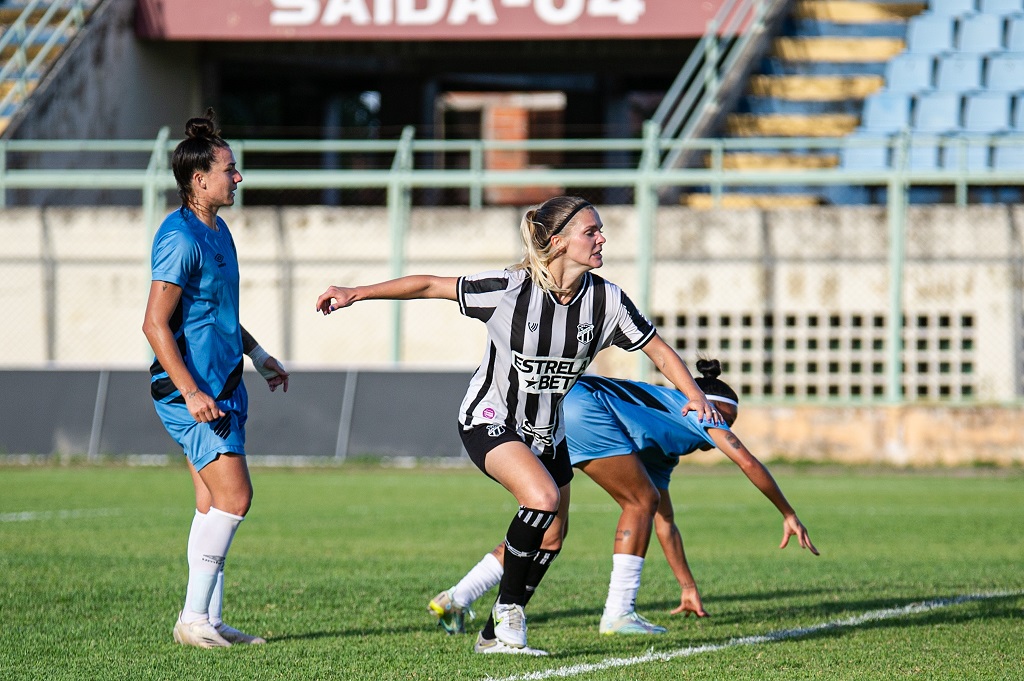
[0, 0, 88, 116]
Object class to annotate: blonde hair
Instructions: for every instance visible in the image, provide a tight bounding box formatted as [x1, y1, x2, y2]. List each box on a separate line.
[511, 196, 594, 294]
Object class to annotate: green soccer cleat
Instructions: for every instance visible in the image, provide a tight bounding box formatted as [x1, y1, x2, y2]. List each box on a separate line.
[428, 588, 474, 635]
[599, 610, 668, 635]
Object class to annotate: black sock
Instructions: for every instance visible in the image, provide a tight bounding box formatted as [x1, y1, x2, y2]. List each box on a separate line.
[524, 549, 560, 606]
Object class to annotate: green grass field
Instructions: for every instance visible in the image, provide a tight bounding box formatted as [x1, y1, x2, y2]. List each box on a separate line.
[1, 463, 1022, 680]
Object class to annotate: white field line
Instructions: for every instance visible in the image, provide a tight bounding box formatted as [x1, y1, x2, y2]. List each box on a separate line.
[484, 590, 1024, 681]
[0, 508, 122, 522]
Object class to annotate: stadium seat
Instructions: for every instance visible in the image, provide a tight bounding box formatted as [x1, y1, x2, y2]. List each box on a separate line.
[840, 133, 892, 169]
[956, 13, 1006, 54]
[885, 54, 935, 93]
[928, 0, 977, 15]
[914, 92, 963, 131]
[862, 92, 913, 132]
[985, 52, 1024, 90]
[963, 91, 1013, 131]
[906, 14, 957, 54]
[942, 135, 991, 170]
[1007, 15, 1024, 51]
[1013, 93, 1024, 127]
[908, 136, 944, 169]
[992, 135, 1024, 167]
[936, 54, 985, 91]
[978, 0, 1022, 14]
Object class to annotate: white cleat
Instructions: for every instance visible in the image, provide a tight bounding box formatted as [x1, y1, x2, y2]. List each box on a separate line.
[491, 602, 528, 648]
[599, 609, 668, 635]
[215, 622, 267, 644]
[172, 617, 232, 648]
[474, 632, 548, 656]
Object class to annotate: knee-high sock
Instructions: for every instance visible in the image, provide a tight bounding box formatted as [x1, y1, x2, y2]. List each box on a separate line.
[181, 507, 243, 623]
[481, 507, 555, 639]
[523, 548, 560, 606]
[451, 553, 503, 609]
[603, 553, 645, 618]
[183, 510, 227, 625]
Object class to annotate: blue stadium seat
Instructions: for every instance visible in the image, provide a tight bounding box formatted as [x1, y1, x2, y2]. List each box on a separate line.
[906, 14, 957, 54]
[992, 136, 1024, 167]
[841, 133, 892, 169]
[963, 91, 1013, 131]
[914, 92, 963, 131]
[1013, 93, 1024, 127]
[935, 54, 984, 91]
[1007, 15, 1024, 50]
[885, 54, 935, 93]
[908, 136, 944, 169]
[942, 135, 991, 170]
[957, 13, 1006, 53]
[929, 0, 977, 15]
[862, 92, 913, 132]
[985, 52, 1024, 90]
[978, 0, 1022, 13]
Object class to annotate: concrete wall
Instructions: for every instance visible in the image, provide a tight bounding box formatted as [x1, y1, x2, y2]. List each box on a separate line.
[2, 368, 1021, 467]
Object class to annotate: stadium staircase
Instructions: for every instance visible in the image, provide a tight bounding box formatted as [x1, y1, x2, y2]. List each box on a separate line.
[0, 0, 95, 136]
[658, 0, 1024, 207]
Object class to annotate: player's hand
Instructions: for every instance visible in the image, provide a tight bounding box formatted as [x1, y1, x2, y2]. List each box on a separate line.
[183, 388, 225, 424]
[671, 584, 708, 618]
[261, 357, 290, 393]
[680, 396, 723, 425]
[780, 514, 819, 556]
[316, 286, 358, 315]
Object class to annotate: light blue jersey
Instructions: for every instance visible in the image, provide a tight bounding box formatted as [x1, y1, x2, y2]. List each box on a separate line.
[149, 208, 247, 470]
[563, 375, 729, 489]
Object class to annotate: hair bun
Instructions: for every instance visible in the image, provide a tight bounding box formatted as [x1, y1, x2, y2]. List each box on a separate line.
[184, 108, 220, 139]
[695, 358, 722, 379]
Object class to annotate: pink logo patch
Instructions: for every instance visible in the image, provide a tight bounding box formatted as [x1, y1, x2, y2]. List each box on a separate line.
[482, 407, 495, 419]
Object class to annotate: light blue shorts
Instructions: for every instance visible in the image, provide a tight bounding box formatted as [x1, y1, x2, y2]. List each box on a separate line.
[153, 386, 248, 471]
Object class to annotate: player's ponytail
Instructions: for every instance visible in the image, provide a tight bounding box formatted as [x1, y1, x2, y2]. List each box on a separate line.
[512, 196, 594, 294]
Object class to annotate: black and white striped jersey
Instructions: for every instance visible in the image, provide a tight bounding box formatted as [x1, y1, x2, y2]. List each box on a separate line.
[456, 268, 656, 456]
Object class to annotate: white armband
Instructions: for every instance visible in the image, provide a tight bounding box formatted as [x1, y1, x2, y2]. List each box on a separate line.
[246, 344, 282, 380]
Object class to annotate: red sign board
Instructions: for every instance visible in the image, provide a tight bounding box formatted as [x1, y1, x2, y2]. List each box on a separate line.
[136, 0, 720, 41]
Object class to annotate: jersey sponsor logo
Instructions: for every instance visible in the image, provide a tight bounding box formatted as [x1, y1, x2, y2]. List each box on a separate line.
[482, 407, 495, 419]
[513, 351, 589, 393]
[521, 420, 555, 447]
[486, 423, 506, 437]
[576, 321, 594, 344]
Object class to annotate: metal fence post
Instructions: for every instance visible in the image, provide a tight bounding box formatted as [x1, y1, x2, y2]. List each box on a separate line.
[636, 120, 661, 381]
[388, 126, 415, 363]
[886, 132, 909, 403]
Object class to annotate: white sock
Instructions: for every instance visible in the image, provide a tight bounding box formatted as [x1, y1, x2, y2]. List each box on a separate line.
[182, 509, 205, 621]
[181, 507, 243, 624]
[451, 553, 503, 609]
[208, 570, 225, 627]
[603, 553, 644, 619]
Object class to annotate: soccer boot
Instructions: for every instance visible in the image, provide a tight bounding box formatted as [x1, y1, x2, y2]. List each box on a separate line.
[172, 617, 232, 648]
[599, 610, 668, 635]
[428, 588, 473, 635]
[473, 632, 548, 656]
[214, 622, 267, 644]
[491, 602, 528, 648]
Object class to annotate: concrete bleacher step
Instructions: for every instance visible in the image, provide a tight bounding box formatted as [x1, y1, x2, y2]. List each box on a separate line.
[727, 113, 861, 136]
[773, 36, 906, 62]
[685, 193, 824, 209]
[716, 152, 840, 170]
[792, 0, 925, 23]
[748, 74, 885, 100]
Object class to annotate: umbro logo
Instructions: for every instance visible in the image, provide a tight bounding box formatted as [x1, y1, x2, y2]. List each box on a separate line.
[214, 253, 226, 268]
[528, 322, 539, 332]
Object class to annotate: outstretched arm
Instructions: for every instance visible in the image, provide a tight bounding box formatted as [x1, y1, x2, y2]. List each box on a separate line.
[653, 488, 708, 617]
[709, 427, 819, 555]
[641, 334, 721, 425]
[316, 275, 458, 314]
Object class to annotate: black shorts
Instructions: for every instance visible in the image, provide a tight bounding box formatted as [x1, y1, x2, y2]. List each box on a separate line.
[459, 423, 574, 488]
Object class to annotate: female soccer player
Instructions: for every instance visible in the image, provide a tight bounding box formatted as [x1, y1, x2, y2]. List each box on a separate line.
[317, 196, 721, 655]
[428, 358, 818, 636]
[143, 110, 289, 648]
